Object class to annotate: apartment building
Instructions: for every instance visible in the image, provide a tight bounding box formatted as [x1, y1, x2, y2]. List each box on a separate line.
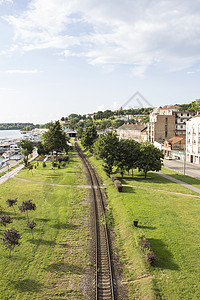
[186, 115, 200, 164]
[148, 106, 195, 143]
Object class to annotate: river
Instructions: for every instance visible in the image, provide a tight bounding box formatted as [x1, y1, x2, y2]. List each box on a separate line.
[0, 130, 22, 140]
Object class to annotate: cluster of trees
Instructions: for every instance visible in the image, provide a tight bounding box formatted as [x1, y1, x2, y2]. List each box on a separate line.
[60, 108, 153, 131]
[37, 121, 70, 155]
[0, 199, 36, 257]
[93, 132, 164, 178]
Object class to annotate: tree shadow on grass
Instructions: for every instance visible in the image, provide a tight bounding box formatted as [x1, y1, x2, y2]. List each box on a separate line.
[28, 238, 56, 246]
[11, 278, 43, 293]
[149, 238, 179, 270]
[137, 225, 156, 230]
[47, 262, 83, 274]
[121, 173, 172, 185]
[121, 186, 136, 193]
[51, 222, 79, 230]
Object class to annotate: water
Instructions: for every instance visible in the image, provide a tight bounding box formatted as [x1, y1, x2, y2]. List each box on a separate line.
[0, 130, 22, 140]
[0, 130, 23, 162]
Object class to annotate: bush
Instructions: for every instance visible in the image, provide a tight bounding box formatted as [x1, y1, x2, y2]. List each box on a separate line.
[42, 162, 46, 168]
[115, 181, 122, 192]
[146, 252, 156, 266]
[138, 235, 156, 266]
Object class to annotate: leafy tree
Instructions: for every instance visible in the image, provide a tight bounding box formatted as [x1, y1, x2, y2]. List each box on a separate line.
[94, 132, 119, 176]
[27, 221, 37, 238]
[6, 198, 18, 214]
[18, 139, 34, 167]
[114, 139, 140, 177]
[0, 215, 13, 228]
[81, 125, 98, 148]
[42, 121, 69, 154]
[77, 127, 84, 139]
[1, 229, 21, 257]
[112, 119, 124, 129]
[37, 141, 46, 156]
[19, 200, 36, 222]
[137, 142, 164, 178]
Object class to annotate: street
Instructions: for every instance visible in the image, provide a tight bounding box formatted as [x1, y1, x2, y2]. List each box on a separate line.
[163, 158, 200, 180]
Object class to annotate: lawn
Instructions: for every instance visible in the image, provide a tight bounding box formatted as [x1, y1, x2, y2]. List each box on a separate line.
[81, 145, 200, 299]
[16, 151, 87, 186]
[0, 149, 89, 299]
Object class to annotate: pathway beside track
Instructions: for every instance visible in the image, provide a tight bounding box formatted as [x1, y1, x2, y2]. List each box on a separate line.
[157, 171, 200, 194]
[15, 177, 95, 189]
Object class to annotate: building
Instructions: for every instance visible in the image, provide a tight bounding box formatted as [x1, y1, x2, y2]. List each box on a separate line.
[186, 115, 200, 164]
[161, 136, 186, 158]
[117, 123, 148, 142]
[148, 106, 195, 143]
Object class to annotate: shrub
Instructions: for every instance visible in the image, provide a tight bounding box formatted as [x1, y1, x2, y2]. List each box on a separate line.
[138, 235, 156, 266]
[1, 228, 21, 257]
[42, 162, 46, 168]
[0, 215, 13, 228]
[146, 252, 156, 266]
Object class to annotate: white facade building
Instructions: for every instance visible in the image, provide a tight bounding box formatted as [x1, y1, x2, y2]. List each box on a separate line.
[186, 115, 200, 164]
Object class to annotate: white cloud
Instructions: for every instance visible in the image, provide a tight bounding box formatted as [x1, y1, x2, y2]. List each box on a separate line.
[5, 69, 42, 74]
[0, 0, 13, 5]
[3, 0, 200, 76]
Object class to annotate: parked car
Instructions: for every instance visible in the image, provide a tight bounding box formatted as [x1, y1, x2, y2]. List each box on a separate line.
[165, 156, 172, 160]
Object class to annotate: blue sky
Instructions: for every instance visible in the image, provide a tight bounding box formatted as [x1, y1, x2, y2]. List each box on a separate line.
[0, 0, 200, 123]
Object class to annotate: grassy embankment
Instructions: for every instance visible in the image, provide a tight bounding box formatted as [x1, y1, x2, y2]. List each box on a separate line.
[0, 150, 88, 300]
[80, 145, 200, 299]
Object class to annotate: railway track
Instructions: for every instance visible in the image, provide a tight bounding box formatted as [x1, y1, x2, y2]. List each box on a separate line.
[75, 143, 115, 300]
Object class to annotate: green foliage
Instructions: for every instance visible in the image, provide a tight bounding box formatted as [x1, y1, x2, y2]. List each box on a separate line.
[0, 123, 38, 130]
[18, 140, 34, 157]
[81, 125, 98, 148]
[94, 131, 119, 176]
[42, 121, 69, 153]
[37, 141, 46, 156]
[137, 142, 164, 178]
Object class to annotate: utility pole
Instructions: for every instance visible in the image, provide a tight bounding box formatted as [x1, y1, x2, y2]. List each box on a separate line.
[183, 145, 186, 175]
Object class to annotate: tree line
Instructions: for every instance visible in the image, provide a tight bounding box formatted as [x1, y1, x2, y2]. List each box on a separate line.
[80, 127, 164, 179]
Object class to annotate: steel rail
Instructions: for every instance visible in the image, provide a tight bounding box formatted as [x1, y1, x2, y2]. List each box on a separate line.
[75, 143, 115, 300]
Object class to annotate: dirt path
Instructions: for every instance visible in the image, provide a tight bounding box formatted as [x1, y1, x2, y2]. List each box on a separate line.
[123, 183, 200, 198]
[15, 177, 95, 189]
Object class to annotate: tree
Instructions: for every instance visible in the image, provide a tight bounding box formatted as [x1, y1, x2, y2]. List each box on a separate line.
[137, 142, 164, 178]
[6, 198, 18, 214]
[1, 229, 21, 257]
[18, 139, 34, 167]
[94, 132, 119, 176]
[76, 127, 84, 140]
[19, 200, 36, 222]
[37, 141, 46, 156]
[0, 215, 13, 228]
[27, 221, 37, 238]
[42, 121, 69, 154]
[81, 125, 98, 148]
[114, 139, 140, 177]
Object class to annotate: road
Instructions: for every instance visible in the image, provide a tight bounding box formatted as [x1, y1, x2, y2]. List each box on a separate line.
[163, 158, 200, 180]
[0, 150, 38, 185]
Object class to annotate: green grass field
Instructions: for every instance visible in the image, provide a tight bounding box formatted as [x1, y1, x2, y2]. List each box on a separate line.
[0, 150, 88, 299]
[82, 146, 200, 299]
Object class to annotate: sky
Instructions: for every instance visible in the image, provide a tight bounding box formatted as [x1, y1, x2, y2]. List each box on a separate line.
[0, 0, 200, 124]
